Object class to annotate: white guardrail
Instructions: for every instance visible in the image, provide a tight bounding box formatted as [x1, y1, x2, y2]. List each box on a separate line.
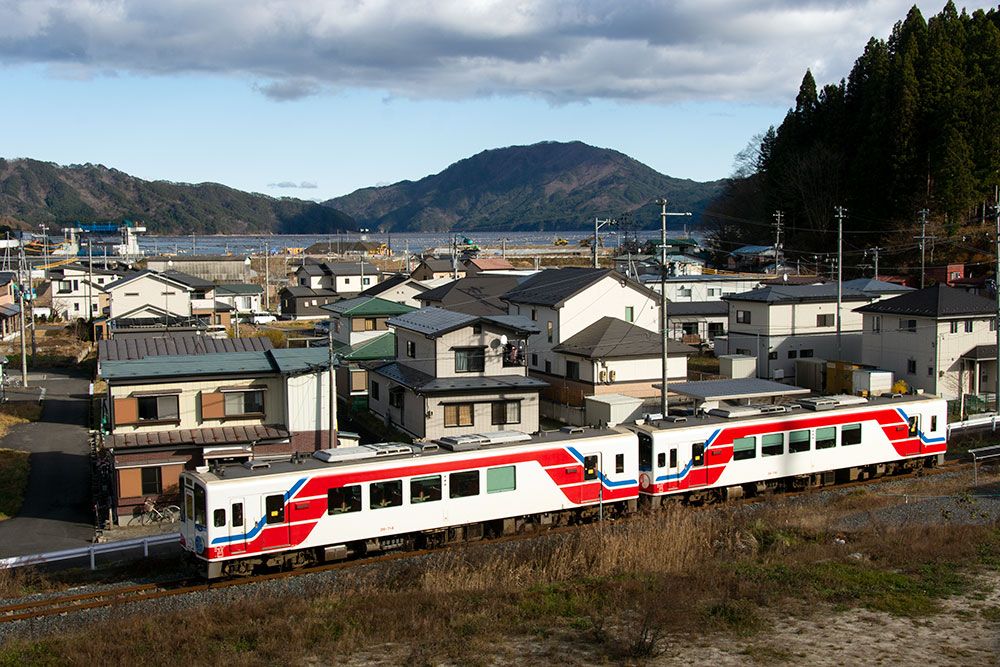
[947, 415, 999, 436]
[0, 533, 179, 570]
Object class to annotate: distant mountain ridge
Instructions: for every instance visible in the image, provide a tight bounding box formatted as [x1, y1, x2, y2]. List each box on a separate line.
[324, 141, 725, 231]
[0, 159, 356, 234]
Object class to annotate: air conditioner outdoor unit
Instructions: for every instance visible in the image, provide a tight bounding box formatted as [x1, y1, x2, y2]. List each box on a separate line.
[609, 370, 616, 382]
[598, 370, 608, 382]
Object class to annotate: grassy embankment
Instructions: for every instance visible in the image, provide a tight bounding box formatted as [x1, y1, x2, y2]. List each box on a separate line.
[2, 481, 1000, 664]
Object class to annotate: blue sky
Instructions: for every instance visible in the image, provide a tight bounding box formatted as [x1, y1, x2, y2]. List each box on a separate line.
[0, 1, 992, 201]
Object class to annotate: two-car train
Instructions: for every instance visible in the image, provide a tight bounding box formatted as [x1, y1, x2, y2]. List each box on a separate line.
[179, 393, 946, 578]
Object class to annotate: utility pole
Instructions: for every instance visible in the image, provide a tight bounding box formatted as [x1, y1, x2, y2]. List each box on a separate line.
[451, 235, 458, 280]
[327, 327, 338, 448]
[592, 218, 614, 268]
[772, 210, 783, 275]
[915, 209, 932, 288]
[834, 206, 847, 360]
[264, 241, 270, 311]
[993, 188, 999, 414]
[405, 240, 411, 273]
[657, 200, 669, 417]
[16, 242, 27, 387]
[869, 246, 882, 280]
[87, 242, 94, 322]
[191, 234, 196, 254]
[39, 224, 48, 270]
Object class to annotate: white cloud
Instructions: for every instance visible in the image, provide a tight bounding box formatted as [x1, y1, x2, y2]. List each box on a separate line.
[0, 1, 988, 104]
[268, 181, 318, 189]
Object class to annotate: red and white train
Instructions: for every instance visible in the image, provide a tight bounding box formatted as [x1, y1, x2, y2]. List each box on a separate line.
[179, 393, 946, 578]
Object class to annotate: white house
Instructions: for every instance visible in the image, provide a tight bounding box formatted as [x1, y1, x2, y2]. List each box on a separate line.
[715, 281, 912, 382]
[359, 273, 432, 307]
[48, 263, 124, 319]
[642, 274, 765, 302]
[294, 261, 380, 294]
[214, 284, 265, 315]
[855, 285, 998, 402]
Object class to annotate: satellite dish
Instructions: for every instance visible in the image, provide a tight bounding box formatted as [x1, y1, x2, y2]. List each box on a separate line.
[499, 334, 508, 346]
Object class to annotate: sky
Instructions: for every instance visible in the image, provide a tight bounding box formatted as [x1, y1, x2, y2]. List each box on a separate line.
[0, 1, 994, 201]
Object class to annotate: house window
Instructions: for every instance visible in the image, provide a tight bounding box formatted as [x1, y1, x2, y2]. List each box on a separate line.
[708, 322, 724, 338]
[950, 321, 960, 334]
[800, 349, 814, 358]
[546, 321, 554, 343]
[907, 359, 916, 374]
[224, 390, 264, 417]
[486, 466, 516, 494]
[370, 381, 380, 400]
[787, 350, 798, 359]
[410, 476, 442, 503]
[140, 467, 162, 495]
[677, 287, 692, 298]
[707, 288, 721, 297]
[491, 401, 520, 425]
[545, 360, 552, 373]
[365, 318, 377, 331]
[450, 471, 480, 498]
[472, 324, 482, 334]
[992, 318, 998, 332]
[455, 348, 485, 373]
[444, 403, 474, 427]
[900, 318, 917, 332]
[682, 322, 698, 336]
[816, 314, 834, 327]
[965, 320, 974, 333]
[73, 303, 79, 312]
[327, 485, 362, 514]
[736, 310, 751, 324]
[406, 340, 416, 358]
[531, 309, 537, 321]
[350, 370, 367, 392]
[565, 360, 580, 380]
[872, 316, 881, 332]
[370, 480, 403, 509]
[768, 351, 777, 360]
[388, 387, 404, 409]
[531, 353, 538, 367]
[137, 395, 179, 422]
[928, 367, 933, 377]
[625, 307, 634, 322]
[362, 278, 371, 286]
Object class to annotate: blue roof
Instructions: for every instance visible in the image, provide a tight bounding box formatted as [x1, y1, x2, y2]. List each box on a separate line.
[732, 245, 773, 255]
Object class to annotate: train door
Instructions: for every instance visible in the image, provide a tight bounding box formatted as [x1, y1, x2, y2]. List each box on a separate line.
[228, 497, 247, 554]
[686, 442, 707, 486]
[580, 453, 601, 503]
[263, 493, 290, 548]
[905, 415, 920, 456]
[664, 447, 680, 491]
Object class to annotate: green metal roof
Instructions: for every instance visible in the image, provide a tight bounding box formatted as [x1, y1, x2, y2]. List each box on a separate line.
[100, 347, 334, 381]
[342, 332, 395, 361]
[215, 283, 264, 295]
[321, 296, 416, 317]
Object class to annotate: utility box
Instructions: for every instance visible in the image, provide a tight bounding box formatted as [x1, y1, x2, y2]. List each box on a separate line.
[585, 393, 644, 428]
[852, 369, 893, 396]
[795, 358, 827, 392]
[719, 354, 756, 379]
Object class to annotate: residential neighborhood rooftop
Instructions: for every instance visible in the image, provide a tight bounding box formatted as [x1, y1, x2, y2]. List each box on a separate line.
[502, 267, 650, 306]
[418, 275, 525, 315]
[321, 295, 416, 317]
[387, 306, 540, 337]
[854, 284, 996, 318]
[374, 361, 548, 394]
[553, 317, 696, 360]
[98, 335, 272, 363]
[723, 283, 873, 304]
[100, 347, 334, 381]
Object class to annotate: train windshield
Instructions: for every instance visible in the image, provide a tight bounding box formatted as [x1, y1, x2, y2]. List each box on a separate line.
[638, 432, 652, 469]
[193, 483, 207, 527]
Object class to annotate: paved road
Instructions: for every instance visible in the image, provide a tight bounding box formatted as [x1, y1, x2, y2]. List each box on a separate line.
[0, 371, 94, 558]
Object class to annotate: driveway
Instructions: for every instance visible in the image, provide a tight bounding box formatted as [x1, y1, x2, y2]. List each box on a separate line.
[0, 371, 94, 558]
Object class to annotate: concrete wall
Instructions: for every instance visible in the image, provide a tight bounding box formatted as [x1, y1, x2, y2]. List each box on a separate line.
[109, 274, 192, 318]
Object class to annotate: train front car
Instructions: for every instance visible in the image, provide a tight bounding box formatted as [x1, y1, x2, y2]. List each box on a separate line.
[634, 393, 946, 505]
[179, 428, 640, 579]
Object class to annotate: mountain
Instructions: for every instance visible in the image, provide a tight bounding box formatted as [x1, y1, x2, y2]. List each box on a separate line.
[0, 159, 356, 234]
[324, 141, 725, 231]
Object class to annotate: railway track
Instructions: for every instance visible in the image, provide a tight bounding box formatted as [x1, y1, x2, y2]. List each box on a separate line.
[0, 458, 978, 625]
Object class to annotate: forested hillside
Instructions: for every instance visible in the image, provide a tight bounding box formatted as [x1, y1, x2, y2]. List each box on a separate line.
[705, 2, 1000, 274]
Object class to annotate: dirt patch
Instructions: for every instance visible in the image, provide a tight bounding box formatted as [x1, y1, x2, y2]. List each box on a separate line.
[0, 448, 30, 520]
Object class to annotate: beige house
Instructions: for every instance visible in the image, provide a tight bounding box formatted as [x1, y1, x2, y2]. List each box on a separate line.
[295, 260, 380, 293]
[100, 348, 337, 523]
[359, 273, 431, 307]
[856, 285, 998, 402]
[368, 307, 545, 440]
[410, 257, 465, 281]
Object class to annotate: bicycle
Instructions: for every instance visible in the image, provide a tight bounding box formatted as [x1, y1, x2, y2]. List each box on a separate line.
[131, 500, 181, 526]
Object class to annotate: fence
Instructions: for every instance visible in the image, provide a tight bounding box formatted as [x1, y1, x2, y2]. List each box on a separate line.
[0, 533, 179, 571]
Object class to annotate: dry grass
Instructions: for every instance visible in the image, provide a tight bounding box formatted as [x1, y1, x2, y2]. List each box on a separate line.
[0, 402, 42, 440]
[0, 448, 29, 520]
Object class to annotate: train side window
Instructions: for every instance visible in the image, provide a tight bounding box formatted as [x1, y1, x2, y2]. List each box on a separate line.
[669, 449, 677, 468]
[411, 475, 443, 502]
[450, 471, 480, 498]
[264, 494, 285, 524]
[733, 436, 756, 461]
[213, 509, 226, 527]
[194, 484, 207, 526]
[816, 426, 837, 450]
[692, 443, 705, 466]
[789, 430, 810, 453]
[657, 453, 666, 468]
[486, 467, 516, 494]
[930, 415, 938, 432]
[615, 454, 624, 474]
[841, 424, 862, 446]
[231, 502, 243, 527]
[370, 480, 403, 509]
[908, 416, 919, 437]
[328, 485, 362, 514]
[639, 433, 652, 469]
[762, 433, 784, 457]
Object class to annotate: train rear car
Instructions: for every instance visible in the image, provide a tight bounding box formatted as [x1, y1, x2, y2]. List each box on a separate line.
[179, 428, 639, 578]
[633, 392, 946, 505]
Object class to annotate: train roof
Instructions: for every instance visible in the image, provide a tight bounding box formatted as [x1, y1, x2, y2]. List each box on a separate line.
[633, 392, 943, 434]
[187, 427, 631, 484]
